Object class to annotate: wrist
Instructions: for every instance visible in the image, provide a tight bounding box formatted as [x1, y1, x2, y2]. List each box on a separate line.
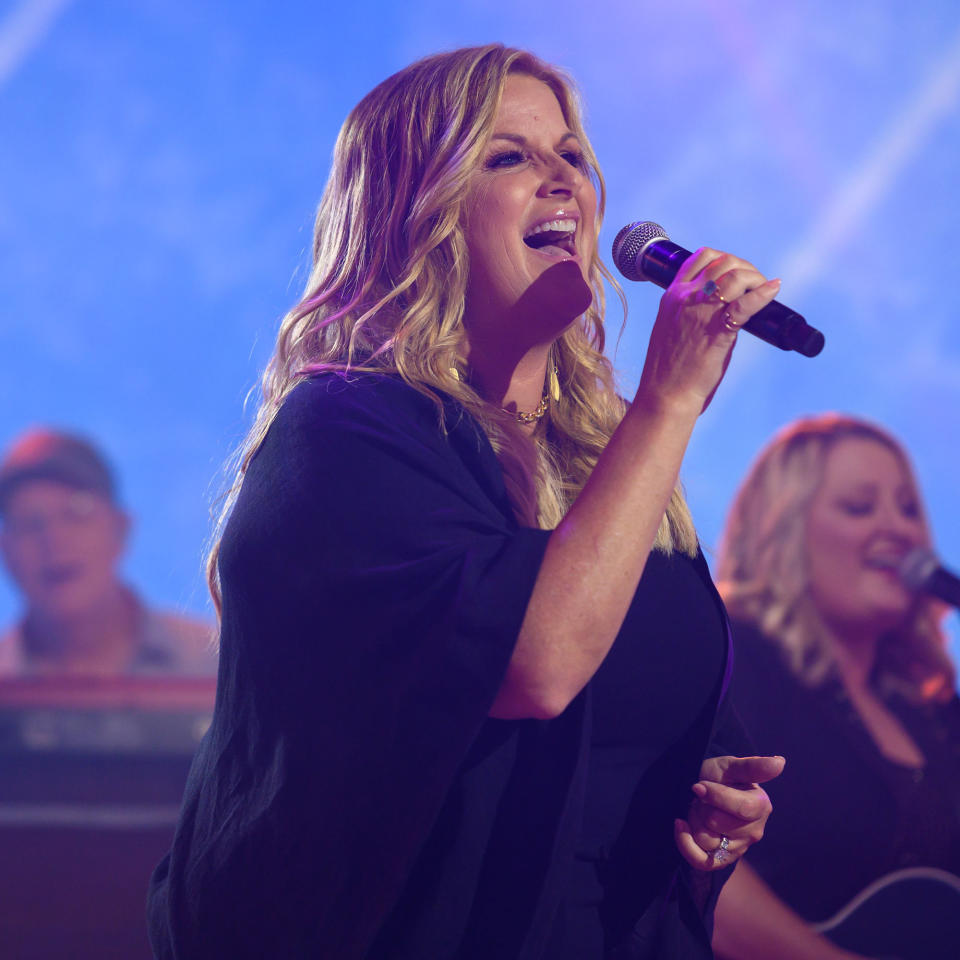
[629, 383, 704, 422]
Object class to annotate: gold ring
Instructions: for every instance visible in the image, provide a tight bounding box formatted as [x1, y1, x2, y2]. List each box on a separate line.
[721, 310, 740, 333]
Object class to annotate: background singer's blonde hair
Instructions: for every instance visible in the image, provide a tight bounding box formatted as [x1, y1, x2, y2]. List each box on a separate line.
[207, 43, 698, 614]
[717, 413, 952, 702]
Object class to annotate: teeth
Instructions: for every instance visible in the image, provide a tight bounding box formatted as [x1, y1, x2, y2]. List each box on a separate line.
[524, 218, 577, 238]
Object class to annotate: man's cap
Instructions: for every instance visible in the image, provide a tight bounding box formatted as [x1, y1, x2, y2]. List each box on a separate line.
[0, 428, 117, 514]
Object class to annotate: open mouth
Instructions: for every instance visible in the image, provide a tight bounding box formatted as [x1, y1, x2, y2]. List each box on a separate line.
[41, 564, 82, 586]
[523, 218, 578, 258]
[863, 552, 906, 572]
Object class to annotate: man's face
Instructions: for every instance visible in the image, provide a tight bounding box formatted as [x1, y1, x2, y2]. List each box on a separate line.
[0, 480, 128, 623]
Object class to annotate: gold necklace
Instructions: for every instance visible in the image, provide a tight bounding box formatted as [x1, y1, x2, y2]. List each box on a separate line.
[512, 392, 550, 424]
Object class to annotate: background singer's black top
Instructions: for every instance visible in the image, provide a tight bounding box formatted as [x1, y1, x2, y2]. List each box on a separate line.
[729, 620, 960, 922]
[147, 373, 740, 959]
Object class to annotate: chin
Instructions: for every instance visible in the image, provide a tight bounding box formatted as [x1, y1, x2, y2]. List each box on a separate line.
[866, 599, 915, 635]
[530, 260, 593, 322]
[35, 589, 96, 623]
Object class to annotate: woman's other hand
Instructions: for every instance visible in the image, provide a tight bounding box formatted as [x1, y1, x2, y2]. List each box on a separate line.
[675, 754, 785, 872]
[636, 250, 781, 416]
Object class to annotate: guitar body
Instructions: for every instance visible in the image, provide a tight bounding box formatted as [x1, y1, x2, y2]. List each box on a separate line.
[810, 868, 960, 960]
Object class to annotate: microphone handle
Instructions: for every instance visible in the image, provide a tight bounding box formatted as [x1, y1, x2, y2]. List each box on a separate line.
[928, 567, 960, 609]
[639, 240, 825, 358]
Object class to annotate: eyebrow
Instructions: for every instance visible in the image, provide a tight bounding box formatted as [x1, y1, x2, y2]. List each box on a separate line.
[489, 131, 580, 147]
[834, 482, 917, 497]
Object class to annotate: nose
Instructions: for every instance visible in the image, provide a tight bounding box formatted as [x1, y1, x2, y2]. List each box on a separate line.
[32, 523, 63, 558]
[27, 514, 73, 555]
[876, 498, 923, 545]
[537, 156, 583, 198]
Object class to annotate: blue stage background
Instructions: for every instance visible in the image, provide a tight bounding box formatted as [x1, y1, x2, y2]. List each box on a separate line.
[2, 0, 958, 659]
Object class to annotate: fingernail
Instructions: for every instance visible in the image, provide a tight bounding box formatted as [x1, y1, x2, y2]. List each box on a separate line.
[692, 782, 707, 797]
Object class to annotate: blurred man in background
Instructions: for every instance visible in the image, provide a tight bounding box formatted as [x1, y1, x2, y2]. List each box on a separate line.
[0, 429, 216, 959]
[0, 428, 215, 676]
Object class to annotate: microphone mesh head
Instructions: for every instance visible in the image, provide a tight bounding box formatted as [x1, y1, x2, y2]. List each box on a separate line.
[612, 221, 668, 281]
[899, 547, 939, 591]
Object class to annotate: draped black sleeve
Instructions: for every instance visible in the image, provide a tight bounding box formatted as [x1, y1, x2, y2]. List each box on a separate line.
[147, 374, 557, 959]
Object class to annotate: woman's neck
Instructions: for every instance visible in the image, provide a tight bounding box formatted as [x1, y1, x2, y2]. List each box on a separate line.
[821, 617, 927, 769]
[466, 341, 551, 424]
[823, 621, 882, 692]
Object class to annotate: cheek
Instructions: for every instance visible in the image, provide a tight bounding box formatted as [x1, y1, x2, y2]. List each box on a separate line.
[3, 542, 42, 586]
[806, 516, 862, 597]
[3, 546, 55, 608]
[578, 181, 598, 242]
[811, 519, 859, 559]
[87, 525, 124, 573]
[58, 519, 124, 581]
[465, 205, 531, 305]
[584, 184, 598, 223]
[466, 199, 509, 268]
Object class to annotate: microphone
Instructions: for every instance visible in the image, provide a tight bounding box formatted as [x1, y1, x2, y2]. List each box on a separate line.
[899, 548, 960, 609]
[611, 221, 825, 358]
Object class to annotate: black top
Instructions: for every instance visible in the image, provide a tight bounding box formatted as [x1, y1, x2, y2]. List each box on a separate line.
[554, 549, 730, 958]
[730, 620, 960, 922]
[147, 374, 739, 959]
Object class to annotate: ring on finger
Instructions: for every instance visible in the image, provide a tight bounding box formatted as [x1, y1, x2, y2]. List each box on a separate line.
[712, 835, 731, 863]
[720, 309, 740, 333]
[702, 279, 728, 303]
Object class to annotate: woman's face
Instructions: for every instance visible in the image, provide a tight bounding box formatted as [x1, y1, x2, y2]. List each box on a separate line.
[805, 437, 927, 637]
[461, 73, 598, 351]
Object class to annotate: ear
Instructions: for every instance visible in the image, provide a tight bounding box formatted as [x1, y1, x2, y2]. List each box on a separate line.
[0, 528, 11, 570]
[0, 526, 26, 590]
[112, 507, 132, 551]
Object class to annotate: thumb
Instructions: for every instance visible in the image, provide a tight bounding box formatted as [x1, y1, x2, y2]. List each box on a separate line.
[702, 755, 786, 786]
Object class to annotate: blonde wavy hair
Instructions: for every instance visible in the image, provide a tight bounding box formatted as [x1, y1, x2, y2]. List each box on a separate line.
[207, 43, 697, 614]
[717, 414, 952, 702]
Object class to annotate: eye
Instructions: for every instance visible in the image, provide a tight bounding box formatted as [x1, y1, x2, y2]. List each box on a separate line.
[65, 492, 97, 520]
[485, 150, 527, 170]
[838, 500, 874, 517]
[899, 498, 920, 520]
[560, 149, 587, 170]
[6, 514, 46, 537]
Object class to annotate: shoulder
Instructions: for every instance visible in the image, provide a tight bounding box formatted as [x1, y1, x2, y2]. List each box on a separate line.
[729, 619, 806, 705]
[0, 624, 25, 675]
[257, 373, 486, 487]
[139, 608, 218, 675]
[277, 373, 451, 438]
[728, 620, 845, 746]
[731, 619, 787, 667]
[233, 373, 502, 533]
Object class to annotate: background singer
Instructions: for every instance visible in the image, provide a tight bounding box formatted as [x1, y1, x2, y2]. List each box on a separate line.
[713, 414, 960, 960]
